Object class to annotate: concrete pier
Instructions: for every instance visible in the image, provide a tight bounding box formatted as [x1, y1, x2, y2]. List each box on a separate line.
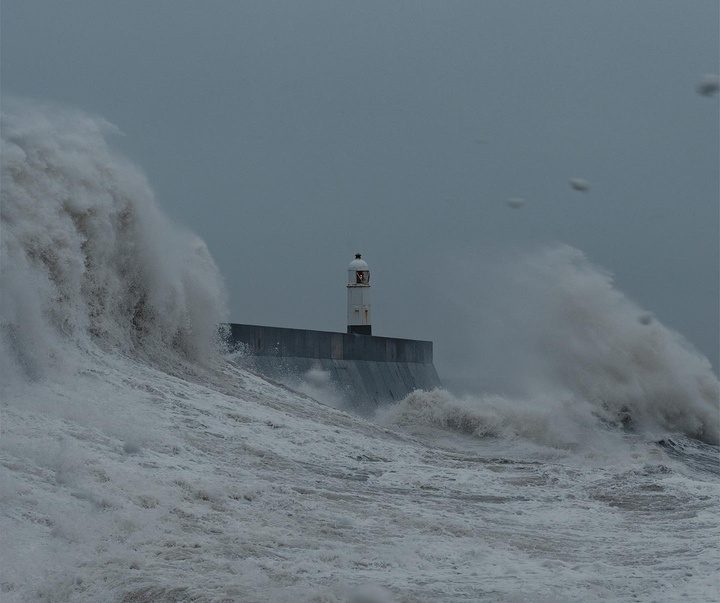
[227, 323, 441, 410]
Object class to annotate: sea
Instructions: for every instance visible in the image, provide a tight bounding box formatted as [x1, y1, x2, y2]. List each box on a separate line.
[1, 103, 718, 603]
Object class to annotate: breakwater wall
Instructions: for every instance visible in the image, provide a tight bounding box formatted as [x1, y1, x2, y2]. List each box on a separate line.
[227, 323, 441, 410]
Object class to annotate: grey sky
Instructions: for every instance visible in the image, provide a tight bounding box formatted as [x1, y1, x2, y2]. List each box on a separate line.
[2, 1, 718, 383]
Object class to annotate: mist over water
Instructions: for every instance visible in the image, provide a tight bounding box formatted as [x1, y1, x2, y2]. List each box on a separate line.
[1, 101, 228, 383]
[2, 102, 717, 446]
[410, 246, 720, 446]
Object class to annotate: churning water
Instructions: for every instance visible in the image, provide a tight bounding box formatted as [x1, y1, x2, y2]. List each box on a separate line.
[1, 103, 718, 602]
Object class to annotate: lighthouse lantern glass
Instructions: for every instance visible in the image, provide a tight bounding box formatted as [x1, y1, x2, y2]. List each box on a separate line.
[356, 270, 369, 284]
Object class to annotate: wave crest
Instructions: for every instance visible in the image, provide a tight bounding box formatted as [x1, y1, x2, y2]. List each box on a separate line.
[399, 246, 719, 445]
[1, 102, 228, 380]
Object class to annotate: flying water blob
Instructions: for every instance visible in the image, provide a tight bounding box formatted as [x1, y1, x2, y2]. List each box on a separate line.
[569, 178, 590, 192]
[697, 74, 719, 97]
[506, 197, 526, 209]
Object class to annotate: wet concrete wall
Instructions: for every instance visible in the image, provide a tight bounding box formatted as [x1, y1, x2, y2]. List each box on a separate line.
[227, 324, 441, 410]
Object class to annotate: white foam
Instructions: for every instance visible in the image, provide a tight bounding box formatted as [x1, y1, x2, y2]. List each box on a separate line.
[434, 245, 719, 444]
[2, 104, 718, 603]
[1, 101, 228, 382]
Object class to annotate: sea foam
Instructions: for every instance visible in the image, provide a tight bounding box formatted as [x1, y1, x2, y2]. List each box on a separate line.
[1, 101, 228, 383]
[388, 246, 719, 445]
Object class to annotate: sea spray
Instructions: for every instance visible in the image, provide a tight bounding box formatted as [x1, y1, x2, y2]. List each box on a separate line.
[377, 388, 599, 450]
[1, 104, 718, 603]
[0, 101, 228, 382]
[414, 245, 719, 445]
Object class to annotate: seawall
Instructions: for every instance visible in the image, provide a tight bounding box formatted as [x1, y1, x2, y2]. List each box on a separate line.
[227, 323, 441, 410]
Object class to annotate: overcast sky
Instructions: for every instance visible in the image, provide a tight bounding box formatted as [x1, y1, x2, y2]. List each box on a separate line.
[2, 1, 718, 380]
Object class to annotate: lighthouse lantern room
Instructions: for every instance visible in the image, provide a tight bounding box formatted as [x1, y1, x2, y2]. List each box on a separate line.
[347, 253, 371, 335]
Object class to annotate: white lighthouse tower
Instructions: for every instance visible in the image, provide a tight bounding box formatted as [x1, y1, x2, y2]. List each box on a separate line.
[347, 253, 371, 335]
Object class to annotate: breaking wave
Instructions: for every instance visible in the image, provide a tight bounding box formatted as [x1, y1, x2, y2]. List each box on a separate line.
[383, 246, 719, 446]
[2, 102, 716, 448]
[0, 101, 228, 382]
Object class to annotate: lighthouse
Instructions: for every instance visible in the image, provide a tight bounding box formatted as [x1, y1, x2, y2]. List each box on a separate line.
[226, 250, 441, 406]
[347, 253, 371, 335]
